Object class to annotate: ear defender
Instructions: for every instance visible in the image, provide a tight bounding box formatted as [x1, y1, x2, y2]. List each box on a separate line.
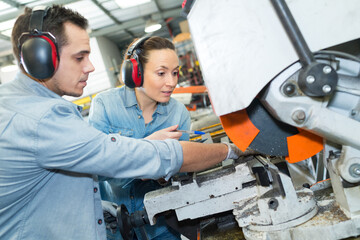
[122, 37, 150, 88]
[18, 6, 59, 80]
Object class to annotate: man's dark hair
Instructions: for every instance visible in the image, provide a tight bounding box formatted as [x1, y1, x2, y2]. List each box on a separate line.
[11, 5, 88, 66]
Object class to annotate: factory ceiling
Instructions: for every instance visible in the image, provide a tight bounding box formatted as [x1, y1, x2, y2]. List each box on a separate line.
[0, 0, 185, 67]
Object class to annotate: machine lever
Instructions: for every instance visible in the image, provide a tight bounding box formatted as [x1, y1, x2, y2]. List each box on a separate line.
[270, 0, 314, 67]
[270, 0, 338, 97]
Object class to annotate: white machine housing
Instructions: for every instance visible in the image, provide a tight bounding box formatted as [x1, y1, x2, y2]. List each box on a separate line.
[187, 0, 360, 116]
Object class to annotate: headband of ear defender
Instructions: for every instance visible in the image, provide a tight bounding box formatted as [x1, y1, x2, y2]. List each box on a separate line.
[18, 6, 59, 80]
[122, 37, 150, 88]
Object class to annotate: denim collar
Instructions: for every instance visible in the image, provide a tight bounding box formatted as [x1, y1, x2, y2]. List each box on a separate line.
[16, 71, 83, 112]
[123, 86, 169, 115]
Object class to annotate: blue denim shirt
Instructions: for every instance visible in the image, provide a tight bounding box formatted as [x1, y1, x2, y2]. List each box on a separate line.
[88, 87, 190, 240]
[0, 73, 183, 240]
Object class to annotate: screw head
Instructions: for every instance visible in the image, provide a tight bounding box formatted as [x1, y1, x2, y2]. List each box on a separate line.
[283, 83, 296, 96]
[306, 75, 315, 84]
[322, 85, 332, 93]
[323, 65, 332, 74]
[292, 110, 306, 123]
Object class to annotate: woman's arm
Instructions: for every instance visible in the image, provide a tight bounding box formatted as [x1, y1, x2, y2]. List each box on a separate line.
[88, 96, 111, 134]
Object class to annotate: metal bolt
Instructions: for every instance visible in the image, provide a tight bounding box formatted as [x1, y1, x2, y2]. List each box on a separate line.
[306, 75, 315, 84]
[268, 198, 278, 210]
[349, 164, 360, 178]
[322, 85, 332, 93]
[292, 110, 306, 123]
[323, 65, 332, 74]
[283, 83, 296, 96]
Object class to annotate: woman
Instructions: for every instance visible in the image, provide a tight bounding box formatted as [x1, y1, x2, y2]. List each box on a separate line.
[89, 36, 190, 240]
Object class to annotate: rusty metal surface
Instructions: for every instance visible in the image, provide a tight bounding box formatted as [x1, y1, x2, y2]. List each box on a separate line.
[309, 187, 349, 225]
[202, 225, 245, 240]
[200, 186, 360, 240]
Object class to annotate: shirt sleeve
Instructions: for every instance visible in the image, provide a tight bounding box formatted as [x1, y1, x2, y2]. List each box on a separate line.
[178, 104, 191, 141]
[88, 95, 111, 134]
[35, 103, 183, 181]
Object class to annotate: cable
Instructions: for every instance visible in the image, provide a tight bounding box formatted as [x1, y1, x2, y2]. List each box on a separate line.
[314, 50, 360, 63]
[336, 85, 360, 96]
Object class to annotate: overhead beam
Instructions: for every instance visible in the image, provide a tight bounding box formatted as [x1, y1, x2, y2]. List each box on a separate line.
[90, 0, 135, 38]
[2, 0, 22, 8]
[153, 0, 162, 11]
[90, 18, 143, 37]
[0, 49, 13, 58]
[0, 0, 83, 22]
[91, 0, 122, 24]
[0, 33, 10, 41]
[0, 4, 182, 46]
[90, 8, 182, 37]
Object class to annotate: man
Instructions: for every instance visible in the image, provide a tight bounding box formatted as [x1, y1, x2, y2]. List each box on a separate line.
[0, 5, 243, 239]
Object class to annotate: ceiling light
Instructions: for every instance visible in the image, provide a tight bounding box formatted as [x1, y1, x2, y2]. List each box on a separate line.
[115, 0, 151, 9]
[145, 19, 161, 33]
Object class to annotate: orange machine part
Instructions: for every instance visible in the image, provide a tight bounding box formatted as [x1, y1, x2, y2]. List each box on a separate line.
[173, 85, 207, 94]
[220, 109, 323, 163]
[286, 129, 323, 163]
[220, 109, 260, 152]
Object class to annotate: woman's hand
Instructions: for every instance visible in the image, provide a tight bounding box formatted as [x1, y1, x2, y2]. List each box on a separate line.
[145, 124, 182, 140]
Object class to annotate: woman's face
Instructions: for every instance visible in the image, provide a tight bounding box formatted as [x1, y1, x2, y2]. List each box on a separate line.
[140, 49, 179, 103]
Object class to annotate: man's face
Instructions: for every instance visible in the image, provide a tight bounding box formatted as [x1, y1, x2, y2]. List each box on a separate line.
[42, 22, 95, 97]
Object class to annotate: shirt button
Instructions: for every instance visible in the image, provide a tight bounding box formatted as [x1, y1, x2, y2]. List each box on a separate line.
[111, 137, 116, 142]
[98, 219, 102, 225]
[93, 187, 98, 193]
[118, 131, 121, 134]
[130, 196, 134, 199]
[138, 115, 141, 119]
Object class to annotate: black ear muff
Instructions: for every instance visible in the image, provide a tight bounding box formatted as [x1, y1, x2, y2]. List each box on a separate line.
[18, 6, 59, 80]
[21, 34, 58, 79]
[122, 37, 149, 88]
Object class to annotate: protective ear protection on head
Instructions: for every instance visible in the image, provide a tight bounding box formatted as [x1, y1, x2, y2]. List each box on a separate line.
[122, 37, 150, 88]
[18, 6, 59, 80]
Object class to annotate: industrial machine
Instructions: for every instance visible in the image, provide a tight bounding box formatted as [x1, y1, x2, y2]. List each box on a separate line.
[117, 0, 360, 239]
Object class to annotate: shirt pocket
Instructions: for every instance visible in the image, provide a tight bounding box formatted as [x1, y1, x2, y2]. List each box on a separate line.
[108, 127, 134, 137]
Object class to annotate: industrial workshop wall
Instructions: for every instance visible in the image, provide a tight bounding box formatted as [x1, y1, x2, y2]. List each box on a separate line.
[64, 36, 122, 102]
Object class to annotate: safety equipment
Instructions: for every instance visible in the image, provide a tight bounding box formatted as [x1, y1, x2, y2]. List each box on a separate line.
[18, 6, 59, 80]
[102, 200, 118, 234]
[223, 142, 259, 160]
[122, 37, 150, 88]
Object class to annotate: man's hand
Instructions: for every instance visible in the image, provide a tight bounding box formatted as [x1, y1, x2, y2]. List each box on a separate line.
[145, 125, 182, 140]
[102, 200, 118, 234]
[224, 142, 259, 160]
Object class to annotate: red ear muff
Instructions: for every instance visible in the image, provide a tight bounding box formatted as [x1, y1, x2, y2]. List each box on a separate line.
[40, 35, 58, 70]
[121, 37, 150, 88]
[122, 58, 143, 88]
[130, 58, 143, 87]
[20, 34, 59, 79]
